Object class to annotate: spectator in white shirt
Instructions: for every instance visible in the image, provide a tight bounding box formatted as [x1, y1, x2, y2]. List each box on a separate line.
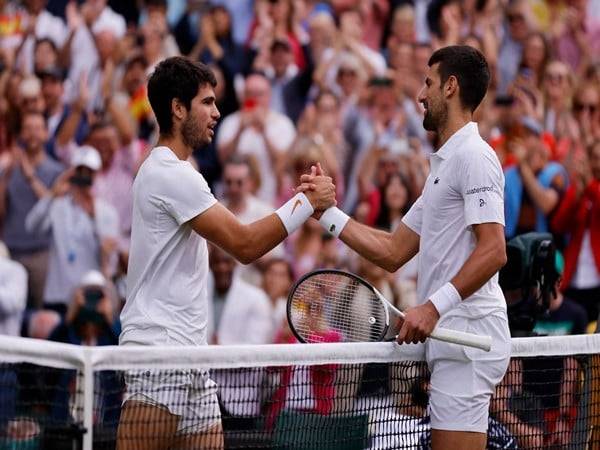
[216, 73, 296, 205]
[0, 241, 27, 337]
[26, 145, 119, 316]
[207, 244, 272, 346]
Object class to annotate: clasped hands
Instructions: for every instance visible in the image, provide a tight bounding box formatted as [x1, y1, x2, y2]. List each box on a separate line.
[296, 163, 336, 216]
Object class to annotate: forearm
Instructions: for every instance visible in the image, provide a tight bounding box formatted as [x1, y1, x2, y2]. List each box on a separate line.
[340, 220, 403, 272]
[105, 98, 134, 145]
[25, 195, 54, 234]
[450, 238, 506, 300]
[519, 163, 559, 214]
[26, 175, 50, 199]
[217, 128, 243, 163]
[223, 215, 288, 264]
[55, 105, 84, 148]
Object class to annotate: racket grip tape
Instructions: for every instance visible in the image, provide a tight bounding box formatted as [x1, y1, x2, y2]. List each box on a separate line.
[430, 327, 492, 352]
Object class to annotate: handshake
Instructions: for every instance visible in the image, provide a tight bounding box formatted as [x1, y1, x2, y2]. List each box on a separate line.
[296, 163, 336, 216]
[276, 162, 349, 238]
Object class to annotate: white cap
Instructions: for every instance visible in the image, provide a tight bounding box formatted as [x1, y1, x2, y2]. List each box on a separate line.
[71, 145, 102, 171]
[80, 270, 106, 288]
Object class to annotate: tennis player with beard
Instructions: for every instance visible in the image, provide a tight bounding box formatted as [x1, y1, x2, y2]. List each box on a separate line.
[301, 46, 511, 450]
[116, 57, 335, 450]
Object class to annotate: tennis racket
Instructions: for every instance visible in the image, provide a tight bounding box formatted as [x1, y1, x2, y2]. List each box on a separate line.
[287, 269, 492, 352]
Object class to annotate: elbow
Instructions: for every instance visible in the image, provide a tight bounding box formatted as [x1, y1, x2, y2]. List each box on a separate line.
[495, 245, 508, 272]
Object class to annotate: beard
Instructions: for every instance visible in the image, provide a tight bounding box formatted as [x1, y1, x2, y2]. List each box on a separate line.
[181, 113, 207, 149]
[422, 100, 448, 132]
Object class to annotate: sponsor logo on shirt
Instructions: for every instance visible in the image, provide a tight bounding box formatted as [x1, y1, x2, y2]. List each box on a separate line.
[434, 177, 440, 184]
[479, 199, 486, 207]
[466, 185, 494, 195]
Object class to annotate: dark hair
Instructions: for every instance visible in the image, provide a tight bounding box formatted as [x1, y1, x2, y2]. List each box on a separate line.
[375, 171, 412, 230]
[147, 56, 216, 136]
[428, 45, 490, 112]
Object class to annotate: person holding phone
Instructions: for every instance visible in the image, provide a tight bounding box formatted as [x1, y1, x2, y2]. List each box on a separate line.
[25, 145, 120, 317]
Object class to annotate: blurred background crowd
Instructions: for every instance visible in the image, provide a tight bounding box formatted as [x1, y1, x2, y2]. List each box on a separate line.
[0, 0, 598, 447]
[0, 0, 599, 347]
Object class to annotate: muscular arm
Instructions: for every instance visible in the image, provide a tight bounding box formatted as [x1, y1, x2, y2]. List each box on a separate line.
[338, 219, 420, 273]
[189, 202, 287, 265]
[450, 222, 507, 299]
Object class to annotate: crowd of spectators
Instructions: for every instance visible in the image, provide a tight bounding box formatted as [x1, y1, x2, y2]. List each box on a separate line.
[0, 0, 599, 448]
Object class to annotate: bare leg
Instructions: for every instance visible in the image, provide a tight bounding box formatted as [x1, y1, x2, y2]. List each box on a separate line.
[116, 400, 179, 450]
[171, 421, 224, 450]
[431, 429, 486, 450]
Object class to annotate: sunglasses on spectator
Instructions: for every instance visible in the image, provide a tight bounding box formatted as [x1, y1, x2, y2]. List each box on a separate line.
[573, 102, 598, 113]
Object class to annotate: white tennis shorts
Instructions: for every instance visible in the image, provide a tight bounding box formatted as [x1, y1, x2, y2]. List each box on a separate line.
[426, 313, 511, 433]
[123, 369, 221, 434]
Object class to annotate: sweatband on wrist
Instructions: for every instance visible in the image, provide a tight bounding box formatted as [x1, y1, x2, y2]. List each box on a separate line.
[275, 193, 314, 235]
[429, 282, 462, 316]
[319, 207, 350, 238]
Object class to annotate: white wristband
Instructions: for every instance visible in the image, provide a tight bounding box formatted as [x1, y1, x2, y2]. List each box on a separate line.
[319, 207, 350, 238]
[429, 282, 461, 316]
[275, 193, 314, 235]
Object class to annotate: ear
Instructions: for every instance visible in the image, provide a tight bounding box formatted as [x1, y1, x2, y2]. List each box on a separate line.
[171, 98, 187, 123]
[444, 75, 459, 100]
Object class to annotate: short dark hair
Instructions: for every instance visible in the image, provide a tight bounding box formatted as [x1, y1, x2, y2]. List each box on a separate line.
[428, 45, 490, 112]
[147, 56, 217, 136]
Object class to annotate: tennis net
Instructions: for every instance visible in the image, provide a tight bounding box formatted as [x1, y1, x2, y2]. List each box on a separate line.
[0, 334, 599, 449]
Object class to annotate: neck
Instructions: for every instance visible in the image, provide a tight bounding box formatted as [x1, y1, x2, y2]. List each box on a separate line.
[157, 134, 192, 161]
[25, 148, 44, 164]
[436, 109, 472, 148]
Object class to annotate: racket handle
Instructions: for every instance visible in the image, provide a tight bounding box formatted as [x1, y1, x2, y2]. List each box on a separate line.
[431, 327, 492, 352]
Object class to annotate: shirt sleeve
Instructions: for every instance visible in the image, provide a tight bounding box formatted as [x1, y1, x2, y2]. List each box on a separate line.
[159, 162, 217, 225]
[402, 194, 424, 236]
[458, 149, 505, 227]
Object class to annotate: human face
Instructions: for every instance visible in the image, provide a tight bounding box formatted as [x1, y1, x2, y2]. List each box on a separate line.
[573, 87, 599, 123]
[385, 175, 408, 212]
[263, 260, 292, 301]
[209, 247, 236, 293]
[20, 114, 48, 154]
[88, 126, 119, 168]
[223, 163, 250, 204]
[417, 63, 448, 132]
[181, 84, 220, 149]
[244, 75, 271, 109]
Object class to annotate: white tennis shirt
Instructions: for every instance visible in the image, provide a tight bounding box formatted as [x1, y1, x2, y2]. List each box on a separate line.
[120, 146, 217, 346]
[403, 122, 507, 319]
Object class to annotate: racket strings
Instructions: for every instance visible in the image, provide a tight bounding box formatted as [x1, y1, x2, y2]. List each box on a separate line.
[289, 274, 387, 343]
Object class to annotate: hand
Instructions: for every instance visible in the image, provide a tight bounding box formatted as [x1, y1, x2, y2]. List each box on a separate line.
[396, 300, 440, 345]
[75, 71, 90, 112]
[51, 168, 74, 197]
[66, 288, 85, 324]
[300, 163, 336, 212]
[66, 1, 82, 31]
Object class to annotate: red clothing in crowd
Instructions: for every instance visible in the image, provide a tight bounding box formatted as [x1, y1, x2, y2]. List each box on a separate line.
[551, 180, 600, 290]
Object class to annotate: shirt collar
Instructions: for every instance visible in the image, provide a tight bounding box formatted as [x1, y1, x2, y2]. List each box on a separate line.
[431, 121, 478, 160]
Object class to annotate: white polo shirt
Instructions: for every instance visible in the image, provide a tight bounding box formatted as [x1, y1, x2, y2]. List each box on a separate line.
[403, 122, 506, 319]
[120, 146, 217, 346]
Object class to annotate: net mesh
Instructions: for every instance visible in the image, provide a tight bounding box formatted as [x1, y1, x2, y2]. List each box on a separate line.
[0, 335, 599, 450]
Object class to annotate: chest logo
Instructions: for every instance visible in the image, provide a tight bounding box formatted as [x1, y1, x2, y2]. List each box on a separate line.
[434, 177, 440, 184]
[479, 198, 486, 207]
